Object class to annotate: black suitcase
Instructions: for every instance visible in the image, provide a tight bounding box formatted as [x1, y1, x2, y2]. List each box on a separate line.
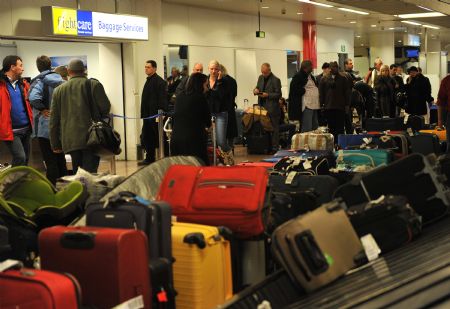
[437, 153, 450, 187]
[245, 121, 271, 154]
[365, 117, 406, 131]
[406, 115, 425, 131]
[0, 224, 10, 259]
[409, 133, 441, 155]
[269, 173, 339, 205]
[334, 153, 450, 224]
[348, 195, 422, 254]
[86, 191, 175, 308]
[217, 270, 303, 309]
[273, 152, 335, 176]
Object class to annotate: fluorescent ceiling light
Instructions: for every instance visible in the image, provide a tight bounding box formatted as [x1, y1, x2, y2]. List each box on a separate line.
[423, 24, 440, 29]
[349, 21, 357, 23]
[338, 8, 369, 15]
[297, 12, 303, 15]
[398, 40, 402, 42]
[356, 35, 361, 38]
[298, 0, 334, 8]
[389, 27, 395, 30]
[401, 20, 422, 26]
[417, 5, 433, 11]
[261, 6, 269, 9]
[325, 17, 333, 19]
[398, 12, 445, 18]
[371, 24, 377, 27]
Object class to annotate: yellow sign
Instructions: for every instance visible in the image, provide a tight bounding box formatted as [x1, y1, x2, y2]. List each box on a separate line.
[52, 7, 77, 35]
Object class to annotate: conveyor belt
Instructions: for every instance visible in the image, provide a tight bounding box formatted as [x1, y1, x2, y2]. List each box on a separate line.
[285, 216, 450, 308]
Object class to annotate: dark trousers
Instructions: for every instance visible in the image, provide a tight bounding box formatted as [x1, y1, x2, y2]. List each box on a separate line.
[4, 127, 31, 166]
[141, 119, 159, 163]
[38, 137, 67, 184]
[69, 149, 100, 174]
[344, 109, 353, 134]
[324, 109, 346, 141]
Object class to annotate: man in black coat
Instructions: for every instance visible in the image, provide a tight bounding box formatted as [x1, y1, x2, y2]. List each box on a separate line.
[139, 60, 168, 165]
[405, 66, 430, 117]
[288, 61, 311, 122]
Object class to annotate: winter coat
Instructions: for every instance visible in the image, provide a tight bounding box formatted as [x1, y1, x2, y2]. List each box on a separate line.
[141, 73, 168, 118]
[28, 70, 65, 139]
[405, 74, 430, 116]
[255, 73, 282, 118]
[288, 69, 312, 120]
[319, 73, 352, 111]
[0, 75, 32, 141]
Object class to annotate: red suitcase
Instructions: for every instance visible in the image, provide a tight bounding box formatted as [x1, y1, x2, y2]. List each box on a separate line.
[39, 226, 152, 309]
[157, 165, 269, 238]
[0, 267, 80, 309]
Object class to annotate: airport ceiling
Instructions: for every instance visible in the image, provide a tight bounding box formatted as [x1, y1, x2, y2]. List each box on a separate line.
[163, 0, 450, 49]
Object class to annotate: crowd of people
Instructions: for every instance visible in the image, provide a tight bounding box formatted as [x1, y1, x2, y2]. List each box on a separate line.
[1, 53, 449, 176]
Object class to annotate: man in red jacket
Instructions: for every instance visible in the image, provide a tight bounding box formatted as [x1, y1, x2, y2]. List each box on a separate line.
[437, 74, 450, 152]
[0, 55, 33, 166]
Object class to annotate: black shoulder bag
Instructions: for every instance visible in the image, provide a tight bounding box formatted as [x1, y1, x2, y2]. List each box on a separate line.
[85, 79, 122, 156]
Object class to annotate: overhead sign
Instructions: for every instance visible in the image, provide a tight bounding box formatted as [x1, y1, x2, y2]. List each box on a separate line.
[42, 6, 148, 41]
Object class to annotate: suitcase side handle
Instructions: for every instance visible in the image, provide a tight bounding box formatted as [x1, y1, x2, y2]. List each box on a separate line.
[183, 233, 206, 249]
[60, 232, 96, 249]
[294, 231, 329, 275]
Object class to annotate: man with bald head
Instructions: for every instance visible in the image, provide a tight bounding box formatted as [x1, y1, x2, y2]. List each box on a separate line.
[175, 62, 204, 96]
[254, 63, 282, 153]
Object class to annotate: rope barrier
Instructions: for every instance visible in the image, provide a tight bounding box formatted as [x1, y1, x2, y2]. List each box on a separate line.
[111, 113, 164, 120]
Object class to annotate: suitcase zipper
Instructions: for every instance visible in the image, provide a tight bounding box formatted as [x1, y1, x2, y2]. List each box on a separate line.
[197, 180, 255, 188]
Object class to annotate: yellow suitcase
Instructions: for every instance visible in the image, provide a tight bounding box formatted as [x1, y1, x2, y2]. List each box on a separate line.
[172, 222, 233, 309]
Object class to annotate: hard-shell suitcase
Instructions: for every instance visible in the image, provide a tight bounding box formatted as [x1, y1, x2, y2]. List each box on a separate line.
[365, 117, 406, 131]
[39, 226, 152, 309]
[334, 153, 450, 224]
[172, 222, 233, 309]
[217, 270, 302, 309]
[0, 266, 81, 309]
[291, 131, 334, 151]
[86, 191, 174, 308]
[348, 195, 422, 254]
[271, 199, 365, 292]
[419, 128, 446, 142]
[157, 165, 269, 238]
[335, 149, 394, 167]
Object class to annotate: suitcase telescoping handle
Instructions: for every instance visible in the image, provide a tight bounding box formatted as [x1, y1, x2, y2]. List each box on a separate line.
[294, 231, 329, 275]
[60, 232, 96, 250]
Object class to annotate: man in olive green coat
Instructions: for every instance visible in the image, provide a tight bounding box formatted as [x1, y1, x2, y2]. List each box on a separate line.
[49, 58, 111, 173]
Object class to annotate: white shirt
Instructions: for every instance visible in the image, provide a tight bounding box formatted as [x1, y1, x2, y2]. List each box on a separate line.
[302, 75, 320, 110]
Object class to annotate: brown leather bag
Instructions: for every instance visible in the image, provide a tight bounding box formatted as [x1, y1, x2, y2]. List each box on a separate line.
[271, 199, 365, 292]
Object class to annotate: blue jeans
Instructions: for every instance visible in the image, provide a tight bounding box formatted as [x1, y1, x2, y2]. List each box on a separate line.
[301, 108, 319, 132]
[212, 112, 230, 152]
[4, 127, 31, 166]
[69, 149, 100, 174]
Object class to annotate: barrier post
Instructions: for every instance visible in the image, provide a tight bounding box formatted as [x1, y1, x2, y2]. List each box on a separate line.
[157, 109, 165, 160]
[212, 116, 217, 166]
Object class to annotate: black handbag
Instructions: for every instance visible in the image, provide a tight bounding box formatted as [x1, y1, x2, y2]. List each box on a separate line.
[85, 79, 121, 155]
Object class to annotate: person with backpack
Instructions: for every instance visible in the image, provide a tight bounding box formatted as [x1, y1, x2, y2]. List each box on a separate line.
[28, 55, 66, 184]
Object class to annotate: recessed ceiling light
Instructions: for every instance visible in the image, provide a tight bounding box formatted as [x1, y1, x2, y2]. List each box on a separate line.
[261, 6, 269, 9]
[297, 12, 303, 15]
[298, 0, 334, 8]
[338, 8, 369, 15]
[325, 17, 333, 20]
[371, 24, 377, 27]
[401, 20, 422, 26]
[398, 40, 402, 42]
[349, 21, 357, 24]
[398, 12, 445, 18]
[389, 27, 395, 30]
[417, 5, 433, 11]
[423, 24, 440, 29]
[356, 35, 361, 38]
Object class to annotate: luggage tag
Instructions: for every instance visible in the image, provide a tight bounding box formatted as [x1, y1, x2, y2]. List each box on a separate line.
[112, 295, 144, 309]
[360, 234, 381, 262]
[292, 157, 302, 167]
[0, 259, 23, 272]
[285, 171, 297, 185]
[407, 128, 414, 137]
[257, 300, 273, 309]
[403, 114, 409, 124]
[303, 159, 312, 170]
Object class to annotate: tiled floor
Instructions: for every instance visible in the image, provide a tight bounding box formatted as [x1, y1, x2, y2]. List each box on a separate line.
[101, 145, 269, 177]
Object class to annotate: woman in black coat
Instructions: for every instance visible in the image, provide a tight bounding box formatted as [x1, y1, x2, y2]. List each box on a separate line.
[171, 73, 212, 164]
[405, 66, 430, 116]
[374, 65, 396, 117]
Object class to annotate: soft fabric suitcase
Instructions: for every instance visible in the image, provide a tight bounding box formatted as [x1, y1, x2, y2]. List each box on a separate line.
[39, 226, 152, 309]
[217, 270, 302, 309]
[419, 128, 446, 142]
[273, 150, 336, 176]
[334, 153, 450, 224]
[271, 149, 333, 159]
[337, 133, 378, 149]
[245, 121, 271, 155]
[365, 117, 406, 131]
[157, 165, 269, 238]
[271, 199, 365, 292]
[291, 131, 334, 151]
[408, 133, 441, 155]
[335, 149, 394, 168]
[86, 191, 174, 308]
[172, 222, 233, 309]
[0, 266, 81, 309]
[348, 195, 422, 254]
[237, 161, 275, 169]
[269, 173, 339, 205]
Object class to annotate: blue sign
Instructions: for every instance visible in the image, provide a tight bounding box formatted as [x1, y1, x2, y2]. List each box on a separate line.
[77, 10, 93, 36]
